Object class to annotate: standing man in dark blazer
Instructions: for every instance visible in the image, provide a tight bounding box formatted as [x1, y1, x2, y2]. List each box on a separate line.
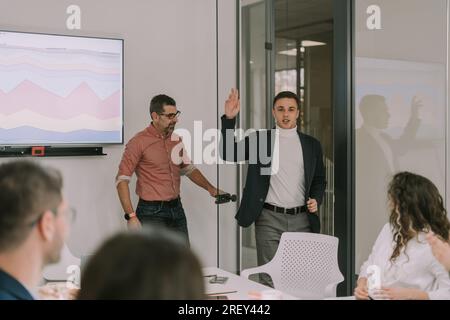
[220, 89, 326, 286]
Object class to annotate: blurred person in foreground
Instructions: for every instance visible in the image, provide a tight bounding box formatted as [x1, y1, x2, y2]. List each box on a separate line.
[78, 227, 204, 300]
[0, 161, 71, 300]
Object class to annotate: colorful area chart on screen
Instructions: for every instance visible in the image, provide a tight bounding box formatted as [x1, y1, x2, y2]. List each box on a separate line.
[0, 31, 123, 145]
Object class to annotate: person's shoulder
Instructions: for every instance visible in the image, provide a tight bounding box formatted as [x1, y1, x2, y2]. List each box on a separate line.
[0, 285, 32, 300]
[381, 222, 391, 230]
[126, 127, 158, 146]
[369, 223, 393, 246]
[415, 230, 432, 247]
[0, 290, 19, 300]
[132, 127, 152, 139]
[380, 223, 393, 237]
[299, 132, 322, 146]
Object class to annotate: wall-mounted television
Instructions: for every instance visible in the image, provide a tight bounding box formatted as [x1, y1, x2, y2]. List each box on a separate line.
[0, 30, 123, 145]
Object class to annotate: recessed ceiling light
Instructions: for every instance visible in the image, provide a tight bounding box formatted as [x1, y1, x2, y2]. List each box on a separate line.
[301, 40, 326, 47]
[278, 48, 297, 56]
[278, 40, 326, 56]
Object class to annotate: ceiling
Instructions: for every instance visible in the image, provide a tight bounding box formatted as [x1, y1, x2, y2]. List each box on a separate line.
[275, 0, 333, 41]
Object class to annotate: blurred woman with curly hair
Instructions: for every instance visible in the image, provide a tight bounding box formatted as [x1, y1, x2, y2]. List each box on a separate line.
[355, 171, 450, 300]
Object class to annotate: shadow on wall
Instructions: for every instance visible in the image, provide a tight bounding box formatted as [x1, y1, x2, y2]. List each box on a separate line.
[355, 94, 422, 269]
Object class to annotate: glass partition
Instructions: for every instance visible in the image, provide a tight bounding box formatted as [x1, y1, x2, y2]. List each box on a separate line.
[354, 0, 447, 272]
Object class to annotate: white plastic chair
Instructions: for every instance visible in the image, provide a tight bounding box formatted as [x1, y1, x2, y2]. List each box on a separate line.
[241, 232, 344, 299]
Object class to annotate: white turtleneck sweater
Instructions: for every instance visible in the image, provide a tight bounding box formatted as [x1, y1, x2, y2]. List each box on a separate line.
[265, 125, 305, 208]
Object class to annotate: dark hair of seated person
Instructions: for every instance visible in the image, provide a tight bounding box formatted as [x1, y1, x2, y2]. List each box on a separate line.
[388, 171, 450, 262]
[77, 228, 205, 300]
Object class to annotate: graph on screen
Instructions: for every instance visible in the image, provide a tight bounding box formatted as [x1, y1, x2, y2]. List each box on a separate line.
[0, 30, 123, 145]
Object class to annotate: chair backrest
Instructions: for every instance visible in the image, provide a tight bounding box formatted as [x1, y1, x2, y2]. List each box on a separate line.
[267, 232, 344, 299]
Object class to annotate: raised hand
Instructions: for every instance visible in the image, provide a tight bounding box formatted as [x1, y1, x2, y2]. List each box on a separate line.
[224, 88, 240, 119]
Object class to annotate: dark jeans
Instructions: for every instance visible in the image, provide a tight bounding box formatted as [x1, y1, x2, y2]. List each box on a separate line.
[136, 198, 190, 245]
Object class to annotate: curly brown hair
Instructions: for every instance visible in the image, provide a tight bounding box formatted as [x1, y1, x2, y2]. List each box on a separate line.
[388, 172, 450, 262]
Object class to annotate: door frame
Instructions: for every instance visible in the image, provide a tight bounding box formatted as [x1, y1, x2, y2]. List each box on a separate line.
[333, 0, 355, 296]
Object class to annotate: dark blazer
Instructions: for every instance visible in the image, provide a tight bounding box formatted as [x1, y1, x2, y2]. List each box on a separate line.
[220, 115, 326, 233]
[0, 269, 34, 300]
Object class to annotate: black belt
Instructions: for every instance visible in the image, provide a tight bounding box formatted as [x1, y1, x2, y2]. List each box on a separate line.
[138, 197, 181, 208]
[263, 203, 307, 215]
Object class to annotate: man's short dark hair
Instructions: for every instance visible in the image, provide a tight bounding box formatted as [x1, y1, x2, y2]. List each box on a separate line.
[0, 161, 63, 251]
[78, 228, 205, 300]
[273, 91, 300, 109]
[149, 94, 176, 118]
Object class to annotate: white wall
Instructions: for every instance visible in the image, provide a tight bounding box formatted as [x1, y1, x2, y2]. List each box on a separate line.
[217, 0, 238, 272]
[0, 0, 238, 272]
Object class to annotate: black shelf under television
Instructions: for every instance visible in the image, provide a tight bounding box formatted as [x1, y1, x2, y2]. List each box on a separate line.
[0, 146, 106, 157]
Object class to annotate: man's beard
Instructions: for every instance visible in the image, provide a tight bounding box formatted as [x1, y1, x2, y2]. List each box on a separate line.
[164, 124, 175, 135]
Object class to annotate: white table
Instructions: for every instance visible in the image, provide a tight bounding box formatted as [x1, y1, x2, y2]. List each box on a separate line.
[203, 267, 298, 300]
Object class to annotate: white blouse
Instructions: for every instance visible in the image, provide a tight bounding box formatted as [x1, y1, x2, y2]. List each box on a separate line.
[359, 223, 450, 300]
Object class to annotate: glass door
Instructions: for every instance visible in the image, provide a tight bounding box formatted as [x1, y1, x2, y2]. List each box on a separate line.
[274, 0, 334, 235]
[238, 0, 335, 278]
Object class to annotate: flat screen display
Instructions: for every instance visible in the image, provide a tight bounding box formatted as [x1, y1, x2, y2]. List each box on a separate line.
[0, 30, 123, 145]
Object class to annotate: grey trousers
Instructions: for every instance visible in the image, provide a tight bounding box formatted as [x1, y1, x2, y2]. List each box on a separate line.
[255, 208, 311, 287]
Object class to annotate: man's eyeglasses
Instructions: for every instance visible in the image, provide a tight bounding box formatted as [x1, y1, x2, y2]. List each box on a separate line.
[63, 207, 77, 224]
[158, 111, 181, 120]
[28, 206, 77, 227]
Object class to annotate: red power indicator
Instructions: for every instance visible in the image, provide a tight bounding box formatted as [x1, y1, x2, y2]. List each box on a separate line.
[31, 146, 45, 156]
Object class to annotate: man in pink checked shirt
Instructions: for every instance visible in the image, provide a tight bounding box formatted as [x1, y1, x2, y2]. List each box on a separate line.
[116, 94, 222, 244]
